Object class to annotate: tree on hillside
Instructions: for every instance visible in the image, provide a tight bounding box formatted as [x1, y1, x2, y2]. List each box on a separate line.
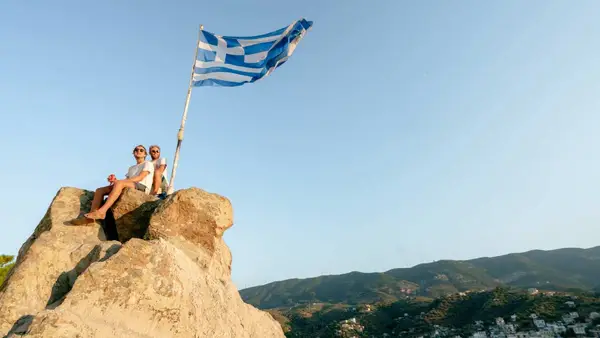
[0, 254, 15, 285]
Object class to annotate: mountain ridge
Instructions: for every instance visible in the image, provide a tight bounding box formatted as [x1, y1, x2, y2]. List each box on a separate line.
[240, 245, 600, 309]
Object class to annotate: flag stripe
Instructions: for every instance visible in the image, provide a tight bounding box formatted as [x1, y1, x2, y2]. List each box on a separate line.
[195, 60, 262, 74]
[194, 66, 261, 78]
[199, 39, 276, 56]
[223, 35, 279, 47]
[192, 78, 246, 87]
[224, 54, 264, 69]
[242, 41, 277, 55]
[244, 52, 268, 64]
[193, 71, 254, 83]
[219, 26, 287, 40]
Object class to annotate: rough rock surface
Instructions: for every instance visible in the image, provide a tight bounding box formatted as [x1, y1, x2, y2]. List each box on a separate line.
[0, 187, 284, 338]
[147, 188, 234, 281]
[0, 187, 120, 335]
[111, 188, 159, 242]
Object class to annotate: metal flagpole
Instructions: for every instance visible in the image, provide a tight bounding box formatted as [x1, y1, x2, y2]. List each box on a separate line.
[167, 24, 203, 195]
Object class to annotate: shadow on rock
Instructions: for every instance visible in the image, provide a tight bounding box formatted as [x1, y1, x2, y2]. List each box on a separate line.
[101, 210, 119, 241]
[99, 243, 121, 262]
[4, 314, 34, 337]
[113, 198, 161, 243]
[62, 190, 95, 225]
[46, 245, 102, 309]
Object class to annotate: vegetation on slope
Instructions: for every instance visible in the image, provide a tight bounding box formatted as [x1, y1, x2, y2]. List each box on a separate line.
[241, 246, 600, 309]
[0, 255, 15, 286]
[242, 271, 418, 309]
[271, 287, 600, 337]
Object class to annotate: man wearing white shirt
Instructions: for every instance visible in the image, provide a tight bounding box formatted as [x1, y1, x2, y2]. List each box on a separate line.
[72, 145, 154, 223]
[149, 144, 168, 196]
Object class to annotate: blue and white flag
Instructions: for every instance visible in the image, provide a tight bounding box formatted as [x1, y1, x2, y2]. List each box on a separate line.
[192, 18, 313, 87]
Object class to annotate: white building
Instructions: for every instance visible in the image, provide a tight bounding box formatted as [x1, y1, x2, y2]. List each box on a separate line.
[547, 323, 567, 334]
[570, 324, 586, 335]
[472, 331, 486, 338]
[533, 319, 546, 329]
[503, 324, 516, 334]
[563, 314, 575, 324]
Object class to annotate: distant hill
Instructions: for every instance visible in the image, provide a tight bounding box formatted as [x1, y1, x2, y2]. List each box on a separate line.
[269, 287, 600, 337]
[240, 246, 600, 309]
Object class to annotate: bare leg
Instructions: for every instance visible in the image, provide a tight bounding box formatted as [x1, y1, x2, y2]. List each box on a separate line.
[90, 186, 113, 212]
[69, 185, 114, 225]
[151, 171, 161, 195]
[84, 180, 136, 219]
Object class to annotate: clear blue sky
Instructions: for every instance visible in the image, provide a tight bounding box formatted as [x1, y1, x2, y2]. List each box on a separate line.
[1, 1, 600, 289]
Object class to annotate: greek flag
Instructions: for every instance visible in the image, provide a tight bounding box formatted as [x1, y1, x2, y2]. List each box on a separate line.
[192, 18, 313, 87]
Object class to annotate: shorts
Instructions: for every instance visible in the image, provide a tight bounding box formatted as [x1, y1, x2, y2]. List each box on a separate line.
[159, 176, 168, 194]
[134, 183, 147, 193]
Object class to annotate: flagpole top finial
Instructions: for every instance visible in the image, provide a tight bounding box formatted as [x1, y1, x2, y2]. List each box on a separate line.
[199, 24, 204, 30]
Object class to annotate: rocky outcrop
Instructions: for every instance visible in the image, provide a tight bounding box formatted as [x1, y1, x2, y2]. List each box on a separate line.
[110, 188, 159, 242]
[0, 187, 284, 338]
[146, 188, 234, 281]
[0, 187, 120, 335]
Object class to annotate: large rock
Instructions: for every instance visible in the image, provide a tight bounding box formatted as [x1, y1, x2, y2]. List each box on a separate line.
[10, 239, 283, 338]
[147, 188, 234, 281]
[0, 187, 284, 338]
[110, 188, 159, 242]
[0, 187, 121, 335]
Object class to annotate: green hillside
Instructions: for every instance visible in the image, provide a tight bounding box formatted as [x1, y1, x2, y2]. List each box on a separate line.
[0, 255, 15, 286]
[240, 246, 600, 309]
[241, 271, 419, 309]
[271, 287, 600, 337]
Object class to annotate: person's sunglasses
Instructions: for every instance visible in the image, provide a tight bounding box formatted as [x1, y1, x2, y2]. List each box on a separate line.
[134, 148, 145, 153]
[151, 150, 160, 153]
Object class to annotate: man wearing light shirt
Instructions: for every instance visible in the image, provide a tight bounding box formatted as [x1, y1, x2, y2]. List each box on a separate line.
[149, 145, 169, 197]
[71, 145, 154, 224]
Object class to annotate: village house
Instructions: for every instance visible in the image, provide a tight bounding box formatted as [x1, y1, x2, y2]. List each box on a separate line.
[562, 314, 574, 324]
[533, 319, 546, 329]
[471, 331, 486, 338]
[589, 327, 600, 338]
[546, 323, 567, 334]
[502, 324, 517, 334]
[569, 323, 587, 336]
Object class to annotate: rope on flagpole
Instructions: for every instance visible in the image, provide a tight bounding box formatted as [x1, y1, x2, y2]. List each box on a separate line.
[167, 24, 203, 195]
